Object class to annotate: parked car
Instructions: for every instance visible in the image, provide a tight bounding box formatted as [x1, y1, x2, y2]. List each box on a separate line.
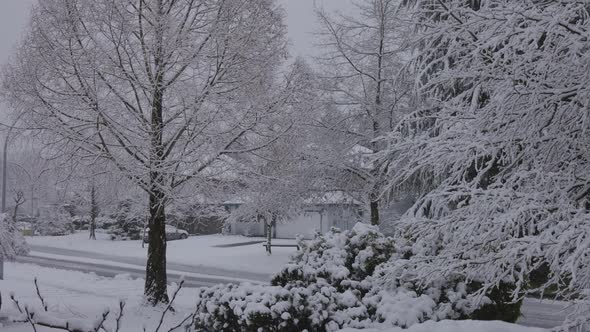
[143, 225, 189, 243]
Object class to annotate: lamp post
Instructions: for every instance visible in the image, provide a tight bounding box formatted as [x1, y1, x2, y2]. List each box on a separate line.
[1, 114, 26, 213]
[2, 134, 8, 213]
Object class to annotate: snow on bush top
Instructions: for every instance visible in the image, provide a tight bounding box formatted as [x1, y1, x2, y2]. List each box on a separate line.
[0, 213, 29, 260]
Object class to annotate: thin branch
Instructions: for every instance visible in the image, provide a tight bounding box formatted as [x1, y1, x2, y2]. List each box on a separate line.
[34, 278, 48, 312]
[154, 279, 185, 332]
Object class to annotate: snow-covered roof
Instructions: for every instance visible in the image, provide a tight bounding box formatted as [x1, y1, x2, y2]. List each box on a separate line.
[222, 191, 361, 206]
[303, 191, 362, 206]
[347, 144, 374, 169]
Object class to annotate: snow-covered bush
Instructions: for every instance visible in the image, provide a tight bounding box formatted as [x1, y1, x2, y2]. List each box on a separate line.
[192, 224, 513, 331]
[272, 223, 397, 288]
[71, 215, 90, 230]
[95, 216, 116, 230]
[108, 200, 145, 241]
[0, 214, 29, 260]
[34, 206, 73, 236]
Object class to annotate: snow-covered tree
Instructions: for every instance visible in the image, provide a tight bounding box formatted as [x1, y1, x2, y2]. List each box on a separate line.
[225, 59, 321, 254]
[380, 1, 590, 326]
[313, 0, 411, 225]
[3, 0, 293, 304]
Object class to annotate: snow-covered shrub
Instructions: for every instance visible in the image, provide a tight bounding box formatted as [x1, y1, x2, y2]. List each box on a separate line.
[192, 223, 506, 331]
[108, 200, 145, 241]
[95, 216, 116, 230]
[34, 205, 74, 236]
[0, 214, 29, 259]
[71, 215, 90, 230]
[193, 279, 380, 332]
[272, 223, 397, 288]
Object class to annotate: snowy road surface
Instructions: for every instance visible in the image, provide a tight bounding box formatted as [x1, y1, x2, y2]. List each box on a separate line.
[518, 298, 572, 329]
[26, 232, 297, 275]
[16, 255, 262, 288]
[19, 245, 269, 287]
[17, 246, 573, 330]
[27, 244, 271, 282]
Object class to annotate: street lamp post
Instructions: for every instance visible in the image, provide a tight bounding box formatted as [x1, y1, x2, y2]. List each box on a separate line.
[1, 115, 25, 213]
[2, 135, 8, 213]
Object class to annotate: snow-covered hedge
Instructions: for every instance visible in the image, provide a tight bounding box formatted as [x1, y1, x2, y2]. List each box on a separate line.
[192, 223, 514, 331]
[0, 214, 29, 260]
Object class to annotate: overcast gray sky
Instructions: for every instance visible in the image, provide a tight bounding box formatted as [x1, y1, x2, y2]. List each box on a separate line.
[279, 0, 354, 57]
[0, 0, 353, 66]
[0, 0, 35, 65]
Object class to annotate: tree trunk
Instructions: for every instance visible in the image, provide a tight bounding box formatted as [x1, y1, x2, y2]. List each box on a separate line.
[89, 219, 96, 240]
[12, 205, 18, 222]
[266, 221, 272, 255]
[145, 187, 168, 304]
[89, 184, 97, 240]
[370, 195, 380, 226]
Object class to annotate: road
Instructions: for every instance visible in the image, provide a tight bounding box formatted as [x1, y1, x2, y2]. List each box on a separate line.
[25, 244, 270, 283]
[518, 298, 572, 329]
[18, 245, 571, 330]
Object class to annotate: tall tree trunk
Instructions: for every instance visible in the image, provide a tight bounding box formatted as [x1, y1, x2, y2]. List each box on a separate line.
[145, 187, 168, 304]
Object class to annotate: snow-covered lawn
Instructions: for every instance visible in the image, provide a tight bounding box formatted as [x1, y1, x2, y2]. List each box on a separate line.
[27, 232, 295, 275]
[0, 263, 547, 332]
[0, 263, 200, 332]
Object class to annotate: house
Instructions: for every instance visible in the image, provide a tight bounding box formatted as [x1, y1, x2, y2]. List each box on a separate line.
[225, 192, 363, 239]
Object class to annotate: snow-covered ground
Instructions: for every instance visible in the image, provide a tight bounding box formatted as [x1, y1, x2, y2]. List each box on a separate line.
[0, 263, 201, 332]
[0, 263, 548, 332]
[27, 231, 295, 275]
